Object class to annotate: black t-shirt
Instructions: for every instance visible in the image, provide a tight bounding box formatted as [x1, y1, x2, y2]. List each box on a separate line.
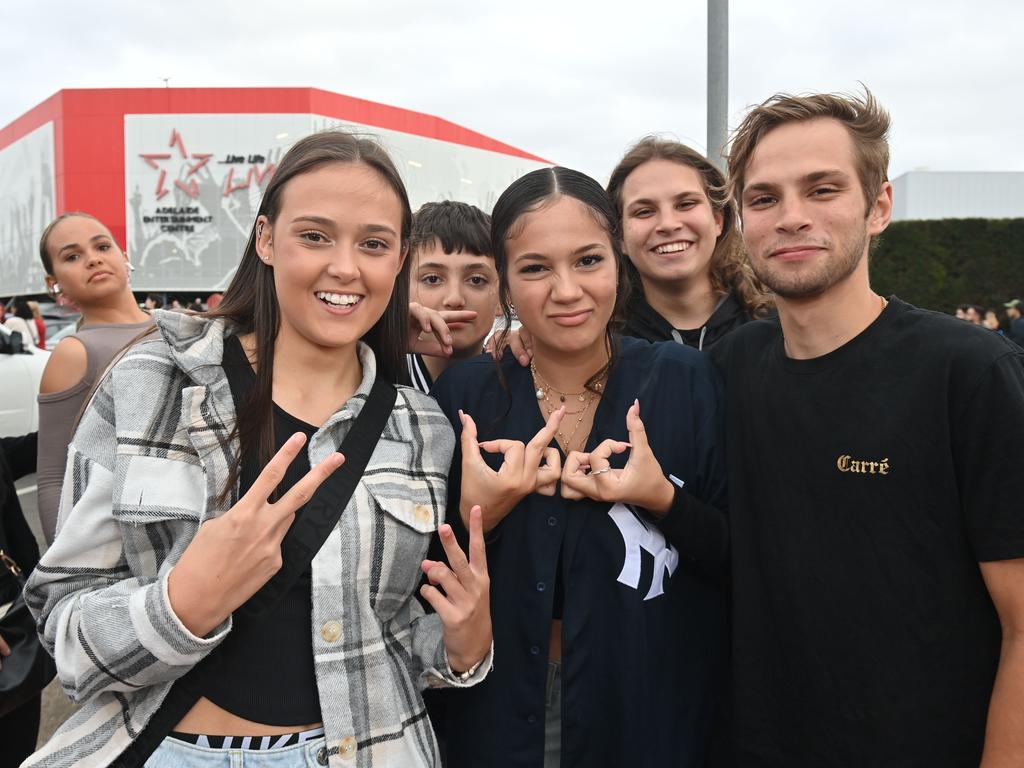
[709, 297, 1024, 767]
[201, 334, 322, 725]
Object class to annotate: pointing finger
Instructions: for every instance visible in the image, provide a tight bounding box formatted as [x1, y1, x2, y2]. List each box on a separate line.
[244, 433, 308, 504]
[459, 411, 488, 467]
[477, 439, 525, 456]
[626, 399, 651, 453]
[526, 407, 565, 464]
[437, 523, 472, 583]
[588, 438, 630, 472]
[274, 451, 345, 514]
[467, 505, 488, 573]
[439, 309, 478, 326]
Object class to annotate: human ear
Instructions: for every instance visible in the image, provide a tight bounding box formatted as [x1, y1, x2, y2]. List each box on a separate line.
[255, 215, 273, 263]
[397, 242, 410, 274]
[868, 182, 893, 236]
[713, 208, 724, 238]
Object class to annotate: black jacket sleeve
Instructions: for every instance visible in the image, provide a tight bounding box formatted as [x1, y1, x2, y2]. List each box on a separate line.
[1, 432, 38, 482]
[655, 484, 729, 580]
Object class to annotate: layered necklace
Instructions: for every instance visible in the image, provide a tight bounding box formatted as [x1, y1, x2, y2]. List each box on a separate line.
[531, 361, 607, 454]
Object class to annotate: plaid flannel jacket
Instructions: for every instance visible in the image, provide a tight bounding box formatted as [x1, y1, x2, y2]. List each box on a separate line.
[23, 311, 489, 767]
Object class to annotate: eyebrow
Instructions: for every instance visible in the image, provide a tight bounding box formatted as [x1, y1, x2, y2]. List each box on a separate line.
[626, 191, 702, 208]
[290, 216, 398, 238]
[513, 243, 606, 264]
[58, 233, 110, 255]
[514, 252, 548, 264]
[290, 215, 334, 227]
[417, 261, 493, 272]
[744, 169, 851, 195]
[365, 223, 399, 237]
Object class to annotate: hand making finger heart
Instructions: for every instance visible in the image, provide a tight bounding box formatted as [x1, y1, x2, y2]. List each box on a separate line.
[560, 399, 675, 515]
[459, 407, 564, 531]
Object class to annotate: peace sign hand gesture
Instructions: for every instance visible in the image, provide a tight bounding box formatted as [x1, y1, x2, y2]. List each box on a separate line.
[168, 433, 345, 638]
[560, 400, 675, 517]
[420, 505, 492, 676]
[458, 407, 564, 531]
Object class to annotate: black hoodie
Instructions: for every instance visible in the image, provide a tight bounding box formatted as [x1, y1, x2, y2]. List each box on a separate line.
[623, 290, 754, 350]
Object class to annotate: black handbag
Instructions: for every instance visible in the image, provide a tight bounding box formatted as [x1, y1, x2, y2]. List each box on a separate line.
[0, 549, 56, 717]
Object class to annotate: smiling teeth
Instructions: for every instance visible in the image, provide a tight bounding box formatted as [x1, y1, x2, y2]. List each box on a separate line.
[315, 291, 360, 307]
[654, 242, 692, 254]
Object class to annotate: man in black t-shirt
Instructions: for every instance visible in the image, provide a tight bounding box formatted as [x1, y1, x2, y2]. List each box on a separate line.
[710, 90, 1024, 766]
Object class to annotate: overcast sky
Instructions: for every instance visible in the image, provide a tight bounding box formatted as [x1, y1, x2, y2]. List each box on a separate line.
[2, 0, 1021, 184]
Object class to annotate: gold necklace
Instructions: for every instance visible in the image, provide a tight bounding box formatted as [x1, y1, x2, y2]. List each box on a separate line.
[531, 362, 606, 453]
[531, 363, 588, 403]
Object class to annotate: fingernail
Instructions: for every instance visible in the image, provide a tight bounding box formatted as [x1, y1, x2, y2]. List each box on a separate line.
[446, 335, 453, 344]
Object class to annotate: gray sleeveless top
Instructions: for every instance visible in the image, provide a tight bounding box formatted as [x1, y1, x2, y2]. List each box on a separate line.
[37, 319, 156, 543]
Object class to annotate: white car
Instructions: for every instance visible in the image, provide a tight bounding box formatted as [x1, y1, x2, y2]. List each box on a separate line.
[0, 324, 49, 437]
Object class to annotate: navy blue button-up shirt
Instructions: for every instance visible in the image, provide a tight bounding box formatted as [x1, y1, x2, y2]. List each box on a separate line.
[430, 337, 728, 768]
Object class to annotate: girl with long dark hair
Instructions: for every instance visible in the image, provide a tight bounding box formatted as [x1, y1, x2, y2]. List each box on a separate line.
[431, 167, 728, 767]
[24, 131, 492, 768]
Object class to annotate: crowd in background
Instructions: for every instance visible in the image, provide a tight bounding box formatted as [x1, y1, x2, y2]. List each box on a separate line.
[955, 299, 1024, 346]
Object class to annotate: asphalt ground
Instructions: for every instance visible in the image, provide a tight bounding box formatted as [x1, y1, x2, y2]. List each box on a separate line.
[14, 474, 78, 748]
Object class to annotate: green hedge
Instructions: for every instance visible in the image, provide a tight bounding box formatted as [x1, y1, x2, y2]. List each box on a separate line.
[871, 218, 1024, 314]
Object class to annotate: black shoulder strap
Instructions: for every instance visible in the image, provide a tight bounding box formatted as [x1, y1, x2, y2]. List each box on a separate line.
[110, 375, 398, 768]
[238, 376, 397, 618]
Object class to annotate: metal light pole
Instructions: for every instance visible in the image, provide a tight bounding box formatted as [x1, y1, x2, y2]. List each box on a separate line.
[707, 0, 729, 171]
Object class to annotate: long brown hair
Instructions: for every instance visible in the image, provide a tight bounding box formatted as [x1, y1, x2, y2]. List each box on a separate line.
[606, 136, 771, 318]
[211, 131, 412, 504]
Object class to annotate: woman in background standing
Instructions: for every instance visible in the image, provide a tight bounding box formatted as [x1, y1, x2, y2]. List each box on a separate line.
[2, 300, 40, 348]
[27, 302, 47, 350]
[35, 213, 153, 542]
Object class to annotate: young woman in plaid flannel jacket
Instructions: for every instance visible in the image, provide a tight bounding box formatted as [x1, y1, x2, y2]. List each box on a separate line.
[23, 132, 493, 768]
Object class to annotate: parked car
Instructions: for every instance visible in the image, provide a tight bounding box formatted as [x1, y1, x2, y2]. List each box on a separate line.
[37, 301, 81, 340]
[46, 322, 79, 346]
[0, 324, 49, 436]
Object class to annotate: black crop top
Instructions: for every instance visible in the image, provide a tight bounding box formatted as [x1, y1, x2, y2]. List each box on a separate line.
[200, 334, 322, 725]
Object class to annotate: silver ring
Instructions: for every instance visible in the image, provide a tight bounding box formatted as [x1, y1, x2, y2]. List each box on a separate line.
[590, 466, 612, 476]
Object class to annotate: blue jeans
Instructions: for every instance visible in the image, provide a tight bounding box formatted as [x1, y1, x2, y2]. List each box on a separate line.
[544, 661, 561, 768]
[145, 735, 330, 767]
